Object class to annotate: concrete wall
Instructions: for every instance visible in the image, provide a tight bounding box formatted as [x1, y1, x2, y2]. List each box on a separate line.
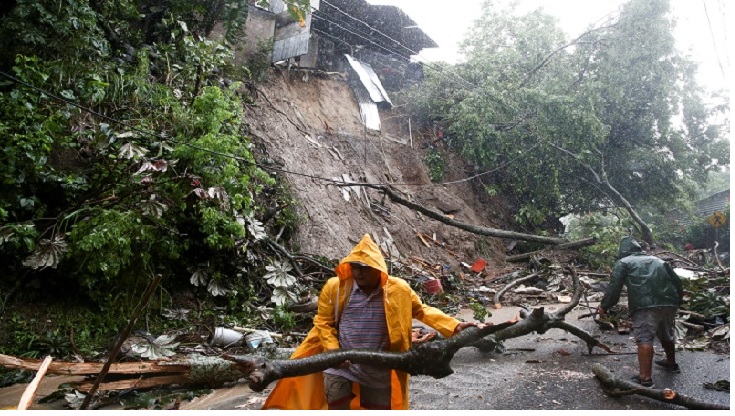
[209, 7, 276, 67]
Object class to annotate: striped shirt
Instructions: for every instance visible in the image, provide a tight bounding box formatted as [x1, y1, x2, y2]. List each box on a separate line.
[323, 284, 390, 387]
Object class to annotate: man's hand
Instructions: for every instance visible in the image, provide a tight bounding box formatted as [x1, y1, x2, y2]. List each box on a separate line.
[454, 321, 482, 334]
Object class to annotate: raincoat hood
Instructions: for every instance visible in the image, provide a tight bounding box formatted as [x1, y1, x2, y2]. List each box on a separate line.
[334, 234, 389, 286]
[617, 236, 643, 259]
[262, 234, 461, 410]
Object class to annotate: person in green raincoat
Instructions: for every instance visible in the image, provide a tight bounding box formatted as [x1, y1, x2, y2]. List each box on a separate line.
[262, 234, 476, 409]
[598, 236, 684, 388]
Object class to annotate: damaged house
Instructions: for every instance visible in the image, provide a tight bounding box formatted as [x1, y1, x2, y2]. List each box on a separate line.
[233, 0, 438, 131]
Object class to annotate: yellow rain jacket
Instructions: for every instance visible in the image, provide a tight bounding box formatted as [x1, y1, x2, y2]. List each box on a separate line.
[262, 234, 461, 410]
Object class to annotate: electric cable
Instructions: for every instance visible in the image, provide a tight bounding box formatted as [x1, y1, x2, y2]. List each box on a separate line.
[318, 0, 480, 89]
[703, 0, 727, 80]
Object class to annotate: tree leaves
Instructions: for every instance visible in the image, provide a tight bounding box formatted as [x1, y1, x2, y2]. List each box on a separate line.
[119, 142, 148, 160]
[130, 334, 180, 359]
[264, 260, 296, 288]
[404, 0, 728, 229]
[264, 260, 298, 306]
[22, 235, 67, 270]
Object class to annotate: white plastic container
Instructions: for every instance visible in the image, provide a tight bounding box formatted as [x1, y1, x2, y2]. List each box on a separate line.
[210, 327, 244, 347]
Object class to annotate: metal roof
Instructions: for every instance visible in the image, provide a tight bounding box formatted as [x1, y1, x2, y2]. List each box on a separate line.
[344, 54, 392, 106]
[353, 86, 381, 131]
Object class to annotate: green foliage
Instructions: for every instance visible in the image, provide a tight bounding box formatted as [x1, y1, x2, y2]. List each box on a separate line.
[244, 39, 275, 83]
[273, 305, 296, 332]
[514, 205, 547, 227]
[423, 148, 445, 183]
[682, 275, 730, 320]
[564, 212, 630, 270]
[0, 369, 34, 388]
[468, 301, 490, 323]
[32, 330, 73, 358]
[403, 0, 728, 231]
[0, 0, 110, 66]
[0, 0, 300, 359]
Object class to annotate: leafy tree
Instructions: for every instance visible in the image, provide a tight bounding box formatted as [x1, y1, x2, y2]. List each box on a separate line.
[402, 0, 729, 244]
[0, 0, 299, 321]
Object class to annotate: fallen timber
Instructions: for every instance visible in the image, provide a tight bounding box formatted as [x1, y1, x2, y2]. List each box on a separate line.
[1, 267, 615, 395]
[592, 363, 729, 410]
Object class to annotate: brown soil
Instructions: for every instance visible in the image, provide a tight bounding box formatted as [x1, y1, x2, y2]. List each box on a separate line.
[243, 68, 520, 277]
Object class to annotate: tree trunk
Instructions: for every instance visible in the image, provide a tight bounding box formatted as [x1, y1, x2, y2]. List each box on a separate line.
[549, 143, 654, 245]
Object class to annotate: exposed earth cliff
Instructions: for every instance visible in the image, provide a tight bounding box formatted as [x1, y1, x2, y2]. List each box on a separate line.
[243, 68, 522, 277]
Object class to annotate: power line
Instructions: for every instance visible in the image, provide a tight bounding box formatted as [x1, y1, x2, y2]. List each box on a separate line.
[322, 0, 478, 89]
[311, 1, 481, 90]
[702, 0, 727, 81]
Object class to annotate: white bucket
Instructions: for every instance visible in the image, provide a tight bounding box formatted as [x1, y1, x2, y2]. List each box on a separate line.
[210, 327, 244, 347]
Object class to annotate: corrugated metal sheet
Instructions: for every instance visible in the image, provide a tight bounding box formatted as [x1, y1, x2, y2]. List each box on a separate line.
[669, 189, 730, 225]
[353, 87, 381, 131]
[344, 54, 392, 106]
[362, 61, 393, 106]
[272, 32, 311, 62]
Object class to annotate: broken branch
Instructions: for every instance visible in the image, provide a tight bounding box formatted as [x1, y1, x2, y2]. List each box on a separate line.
[17, 355, 53, 410]
[224, 320, 518, 392]
[369, 185, 568, 245]
[591, 363, 729, 410]
[505, 237, 597, 262]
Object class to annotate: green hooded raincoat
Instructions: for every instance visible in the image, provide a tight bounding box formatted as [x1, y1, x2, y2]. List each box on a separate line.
[600, 237, 684, 313]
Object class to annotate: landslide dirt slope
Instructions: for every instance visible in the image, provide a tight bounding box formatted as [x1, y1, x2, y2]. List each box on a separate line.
[243, 68, 519, 277]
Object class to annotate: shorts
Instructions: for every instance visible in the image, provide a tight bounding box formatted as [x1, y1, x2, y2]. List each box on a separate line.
[631, 306, 676, 344]
[323, 372, 391, 410]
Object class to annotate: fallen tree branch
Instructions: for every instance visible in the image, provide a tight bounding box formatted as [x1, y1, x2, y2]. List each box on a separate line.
[225, 266, 612, 388]
[653, 250, 698, 267]
[17, 355, 53, 410]
[364, 185, 568, 245]
[478, 266, 611, 354]
[266, 238, 304, 278]
[223, 320, 519, 392]
[505, 237, 597, 262]
[591, 363, 729, 410]
[0, 271, 613, 400]
[0, 354, 244, 392]
[293, 255, 334, 274]
[493, 271, 543, 308]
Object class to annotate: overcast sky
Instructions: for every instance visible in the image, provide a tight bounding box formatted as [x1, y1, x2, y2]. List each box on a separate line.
[366, 0, 731, 94]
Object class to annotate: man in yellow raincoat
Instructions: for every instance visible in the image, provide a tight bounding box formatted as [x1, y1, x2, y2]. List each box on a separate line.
[262, 234, 475, 410]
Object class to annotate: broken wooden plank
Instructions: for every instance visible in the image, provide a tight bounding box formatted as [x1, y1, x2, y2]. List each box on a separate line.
[0, 354, 190, 376]
[17, 355, 52, 410]
[71, 374, 193, 392]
